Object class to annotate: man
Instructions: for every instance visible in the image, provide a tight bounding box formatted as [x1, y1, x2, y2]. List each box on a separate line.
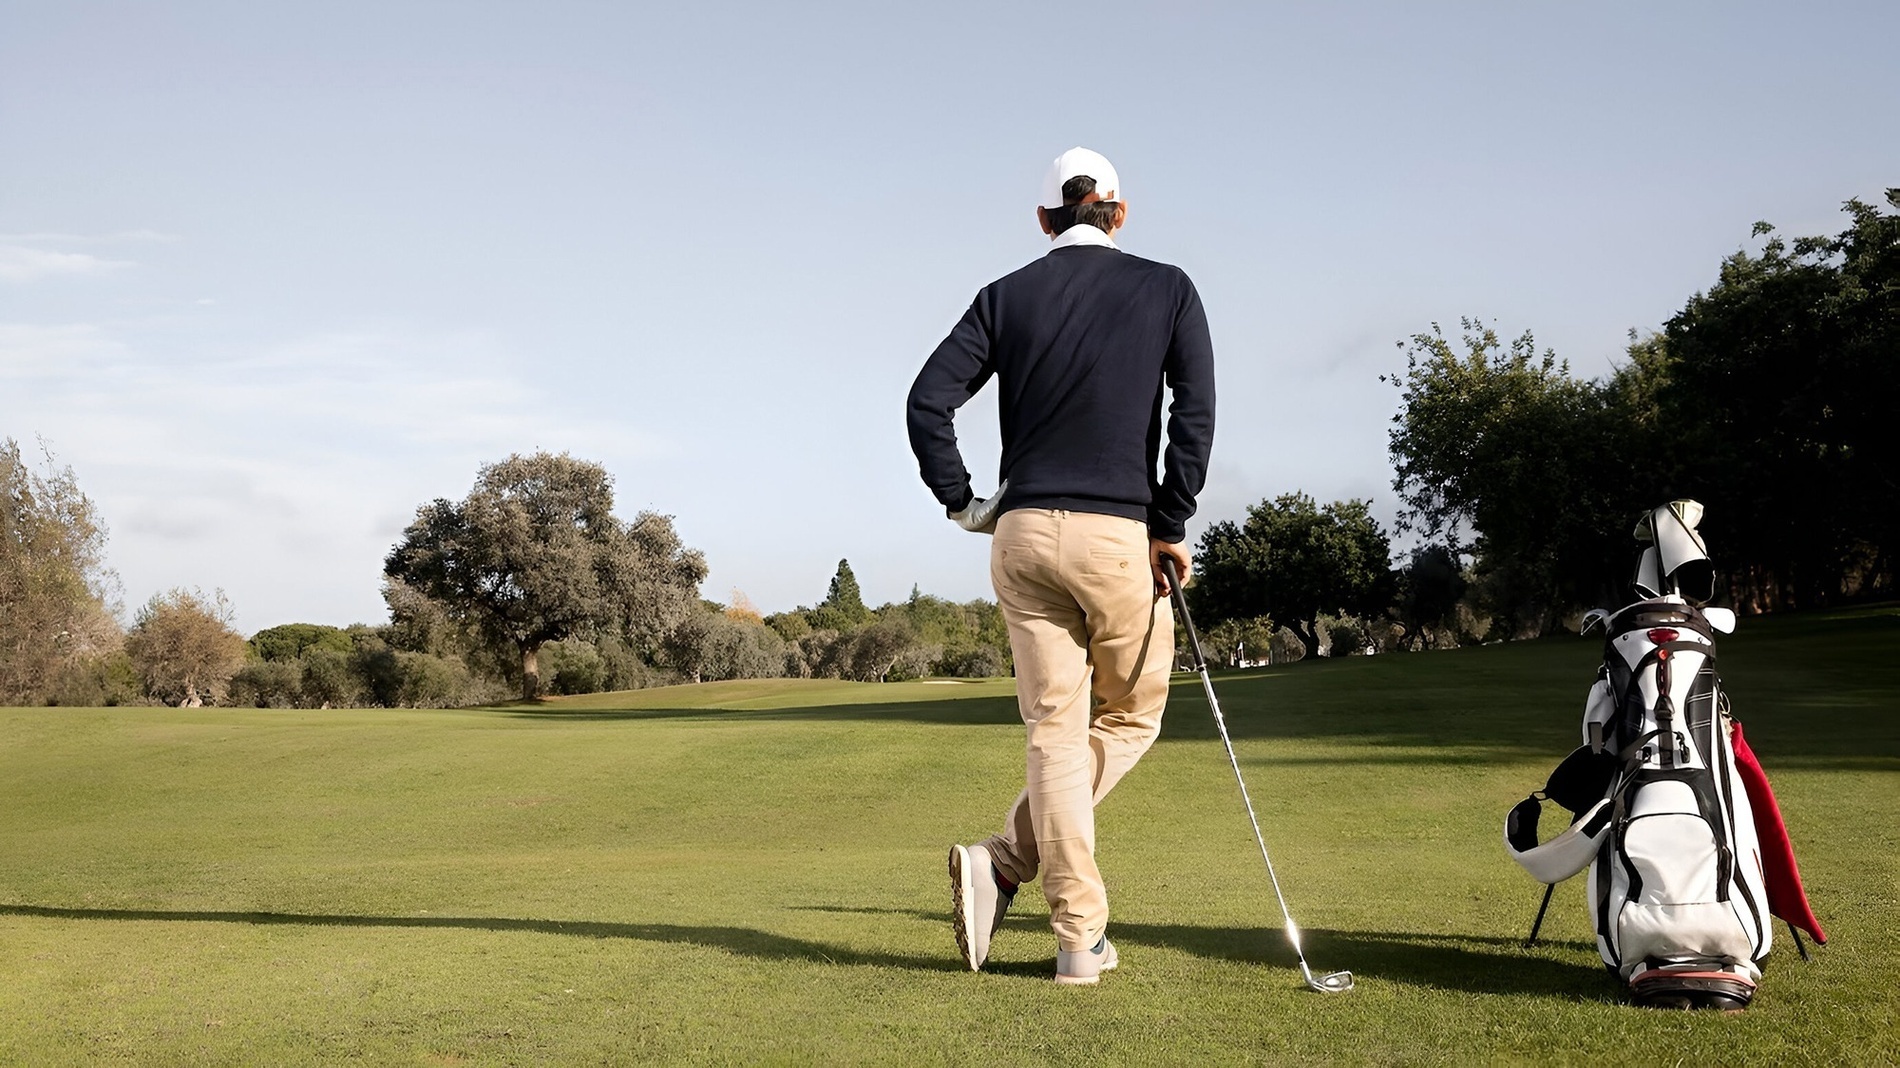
[905, 147, 1215, 985]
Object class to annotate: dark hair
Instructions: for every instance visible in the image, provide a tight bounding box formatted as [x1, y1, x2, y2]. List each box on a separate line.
[1045, 175, 1120, 235]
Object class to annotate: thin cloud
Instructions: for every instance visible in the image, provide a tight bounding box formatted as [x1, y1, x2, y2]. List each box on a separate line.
[0, 229, 178, 243]
[1, 320, 674, 625]
[0, 246, 133, 282]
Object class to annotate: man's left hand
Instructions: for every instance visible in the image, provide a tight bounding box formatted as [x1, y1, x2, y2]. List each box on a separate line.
[949, 480, 1009, 534]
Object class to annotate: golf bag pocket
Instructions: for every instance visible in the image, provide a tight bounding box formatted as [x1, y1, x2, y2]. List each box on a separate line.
[1617, 902, 1756, 974]
[1623, 811, 1720, 904]
[1600, 777, 1761, 979]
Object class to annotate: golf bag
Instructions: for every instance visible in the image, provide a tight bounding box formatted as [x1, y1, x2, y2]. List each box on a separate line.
[1504, 501, 1824, 1010]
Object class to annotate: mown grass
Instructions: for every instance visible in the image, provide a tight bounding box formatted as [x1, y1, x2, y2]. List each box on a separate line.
[2, 606, 1895, 1065]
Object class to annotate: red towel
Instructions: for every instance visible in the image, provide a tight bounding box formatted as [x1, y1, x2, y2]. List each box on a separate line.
[1730, 721, 1827, 944]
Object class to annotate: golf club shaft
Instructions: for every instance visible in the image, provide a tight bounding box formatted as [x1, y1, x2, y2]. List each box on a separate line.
[1162, 558, 1305, 945]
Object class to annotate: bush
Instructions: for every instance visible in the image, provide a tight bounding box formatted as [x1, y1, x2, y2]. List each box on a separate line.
[228, 660, 304, 708]
[395, 651, 475, 707]
[300, 647, 363, 708]
[48, 651, 144, 707]
[933, 645, 1009, 678]
[1324, 619, 1367, 656]
[543, 639, 606, 695]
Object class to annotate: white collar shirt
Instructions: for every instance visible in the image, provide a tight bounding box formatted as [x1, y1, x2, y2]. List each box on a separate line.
[1048, 224, 1119, 252]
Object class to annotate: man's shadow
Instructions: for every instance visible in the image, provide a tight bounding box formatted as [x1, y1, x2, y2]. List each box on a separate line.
[794, 905, 1614, 998]
[0, 903, 962, 973]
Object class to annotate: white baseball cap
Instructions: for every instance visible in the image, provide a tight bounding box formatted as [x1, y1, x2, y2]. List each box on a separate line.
[1040, 146, 1122, 209]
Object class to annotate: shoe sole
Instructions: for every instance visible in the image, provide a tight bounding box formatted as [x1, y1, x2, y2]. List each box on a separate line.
[949, 845, 978, 971]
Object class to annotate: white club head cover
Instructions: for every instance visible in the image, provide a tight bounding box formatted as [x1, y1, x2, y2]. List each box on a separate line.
[950, 480, 1009, 534]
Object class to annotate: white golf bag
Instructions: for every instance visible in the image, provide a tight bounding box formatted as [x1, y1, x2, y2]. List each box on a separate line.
[1506, 501, 1772, 1009]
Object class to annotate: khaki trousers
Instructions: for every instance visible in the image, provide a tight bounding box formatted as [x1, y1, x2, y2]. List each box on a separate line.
[980, 508, 1174, 951]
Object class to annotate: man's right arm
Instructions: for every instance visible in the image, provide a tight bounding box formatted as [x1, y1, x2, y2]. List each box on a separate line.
[906, 297, 994, 514]
[1148, 276, 1215, 545]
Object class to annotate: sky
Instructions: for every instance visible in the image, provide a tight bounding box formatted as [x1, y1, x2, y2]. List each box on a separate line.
[2, 1, 1895, 633]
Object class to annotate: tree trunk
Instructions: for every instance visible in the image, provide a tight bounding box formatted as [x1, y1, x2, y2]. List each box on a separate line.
[521, 643, 542, 701]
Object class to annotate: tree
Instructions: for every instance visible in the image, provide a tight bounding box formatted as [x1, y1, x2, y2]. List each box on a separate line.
[1196, 615, 1277, 667]
[1657, 193, 1900, 609]
[809, 559, 872, 632]
[0, 438, 122, 704]
[1190, 493, 1392, 659]
[661, 607, 786, 683]
[125, 588, 247, 706]
[248, 623, 352, 663]
[384, 452, 708, 700]
[1390, 545, 1469, 650]
[1385, 320, 1648, 632]
[843, 616, 923, 682]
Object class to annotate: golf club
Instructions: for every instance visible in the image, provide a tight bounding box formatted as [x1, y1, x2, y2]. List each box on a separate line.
[1161, 555, 1353, 994]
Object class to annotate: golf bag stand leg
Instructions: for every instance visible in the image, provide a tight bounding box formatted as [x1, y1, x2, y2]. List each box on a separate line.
[1525, 883, 1556, 948]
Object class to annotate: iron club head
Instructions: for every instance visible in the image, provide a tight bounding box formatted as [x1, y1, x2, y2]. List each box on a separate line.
[1298, 961, 1355, 993]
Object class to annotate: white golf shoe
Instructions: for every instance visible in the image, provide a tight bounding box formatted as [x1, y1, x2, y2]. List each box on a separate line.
[1055, 935, 1119, 986]
[948, 843, 1015, 970]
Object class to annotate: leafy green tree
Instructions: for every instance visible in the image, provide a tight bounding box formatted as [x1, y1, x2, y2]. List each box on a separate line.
[843, 616, 923, 682]
[1385, 320, 1647, 632]
[1195, 615, 1277, 667]
[661, 607, 786, 683]
[248, 623, 352, 664]
[299, 646, 362, 708]
[384, 452, 708, 700]
[809, 559, 872, 632]
[877, 589, 1011, 677]
[228, 660, 304, 707]
[0, 438, 123, 705]
[1391, 545, 1469, 650]
[1191, 493, 1392, 659]
[124, 588, 247, 706]
[1658, 192, 1900, 608]
[1324, 618, 1367, 656]
[542, 638, 607, 695]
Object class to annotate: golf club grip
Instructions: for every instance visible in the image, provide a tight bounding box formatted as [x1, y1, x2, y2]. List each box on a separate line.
[1159, 556, 1207, 670]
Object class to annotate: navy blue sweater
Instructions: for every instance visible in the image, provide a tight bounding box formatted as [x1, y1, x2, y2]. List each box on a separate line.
[906, 244, 1215, 543]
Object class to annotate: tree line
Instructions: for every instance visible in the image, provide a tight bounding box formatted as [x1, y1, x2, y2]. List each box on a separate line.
[7, 188, 1889, 702]
[0, 445, 1012, 707]
[1185, 188, 1898, 651]
[1383, 189, 1897, 634]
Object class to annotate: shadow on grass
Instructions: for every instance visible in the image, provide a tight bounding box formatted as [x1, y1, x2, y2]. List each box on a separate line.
[4, 901, 1609, 996]
[790, 904, 1610, 998]
[0, 903, 959, 973]
[484, 613, 1900, 767]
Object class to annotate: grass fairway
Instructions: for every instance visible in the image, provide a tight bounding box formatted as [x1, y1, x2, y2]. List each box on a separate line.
[3, 608, 1896, 1065]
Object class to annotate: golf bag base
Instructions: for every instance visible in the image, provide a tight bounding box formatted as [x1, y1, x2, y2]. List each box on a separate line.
[1628, 967, 1756, 1012]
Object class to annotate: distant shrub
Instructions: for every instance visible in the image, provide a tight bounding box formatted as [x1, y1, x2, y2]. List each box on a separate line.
[300, 647, 362, 707]
[229, 660, 305, 707]
[934, 646, 1008, 678]
[48, 651, 145, 707]
[541, 639, 605, 695]
[1325, 619, 1366, 657]
[395, 651, 469, 707]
